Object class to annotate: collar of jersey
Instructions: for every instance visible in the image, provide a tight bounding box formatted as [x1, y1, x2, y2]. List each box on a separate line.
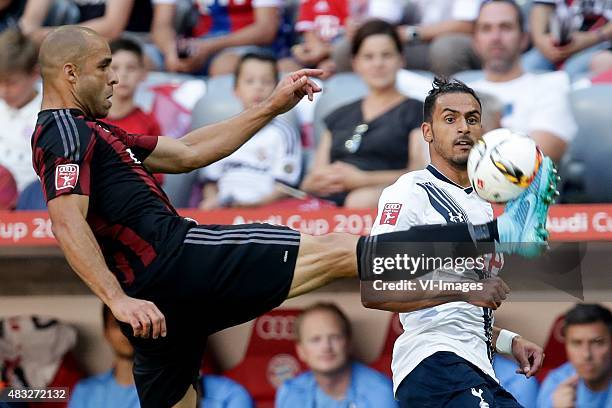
[39, 107, 88, 119]
[426, 164, 474, 195]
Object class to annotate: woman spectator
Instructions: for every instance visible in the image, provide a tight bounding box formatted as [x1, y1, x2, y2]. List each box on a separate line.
[301, 19, 427, 208]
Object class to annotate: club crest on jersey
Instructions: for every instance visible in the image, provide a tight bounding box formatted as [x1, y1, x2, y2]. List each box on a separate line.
[380, 203, 402, 225]
[55, 164, 79, 190]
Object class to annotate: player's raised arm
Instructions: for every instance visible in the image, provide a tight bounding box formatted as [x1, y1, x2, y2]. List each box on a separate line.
[47, 194, 167, 339]
[143, 69, 322, 174]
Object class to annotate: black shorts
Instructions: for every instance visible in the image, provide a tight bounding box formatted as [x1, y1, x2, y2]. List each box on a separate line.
[396, 352, 522, 408]
[119, 223, 300, 407]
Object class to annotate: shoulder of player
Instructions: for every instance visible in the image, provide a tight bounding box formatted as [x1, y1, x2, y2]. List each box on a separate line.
[381, 169, 429, 197]
[34, 110, 95, 149]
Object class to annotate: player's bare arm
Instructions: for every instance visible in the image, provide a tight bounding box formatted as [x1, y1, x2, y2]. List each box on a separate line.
[143, 69, 322, 174]
[492, 326, 545, 378]
[47, 194, 167, 339]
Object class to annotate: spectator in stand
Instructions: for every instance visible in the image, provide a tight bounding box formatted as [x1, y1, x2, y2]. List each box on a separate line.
[19, 0, 155, 44]
[0, 28, 41, 194]
[283, 0, 350, 78]
[537, 304, 612, 408]
[69, 305, 254, 407]
[102, 37, 164, 186]
[0, 0, 25, 33]
[276, 302, 398, 408]
[470, 0, 577, 163]
[0, 164, 18, 210]
[103, 38, 161, 138]
[150, 0, 281, 76]
[396, 0, 482, 76]
[524, 0, 612, 80]
[301, 19, 426, 208]
[494, 354, 540, 408]
[198, 52, 301, 209]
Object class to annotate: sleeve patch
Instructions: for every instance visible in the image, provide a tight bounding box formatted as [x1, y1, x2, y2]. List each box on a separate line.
[55, 164, 79, 191]
[380, 203, 402, 225]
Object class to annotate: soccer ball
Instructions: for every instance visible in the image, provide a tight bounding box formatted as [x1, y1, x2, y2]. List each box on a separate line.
[467, 128, 542, 203]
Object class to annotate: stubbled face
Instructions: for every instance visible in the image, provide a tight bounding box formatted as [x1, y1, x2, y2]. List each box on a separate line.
[565, 322, 612, 384]
[425, 93, 482, 168]
[474, 2, 525, 74]
[0, 71, 38, 109]
[296, 311, 350, 376]
[110, 50, 145, 101]
[73, 39, 117, 118]
[352, 34, 402, 91]
[234, 59, 277, 109]
[104, 314, 134, 360]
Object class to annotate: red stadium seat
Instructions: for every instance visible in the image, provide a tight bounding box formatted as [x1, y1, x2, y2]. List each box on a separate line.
[536, 314, 568, 383]
[223, 309, 308, 408]
[369, 313, 403, 378]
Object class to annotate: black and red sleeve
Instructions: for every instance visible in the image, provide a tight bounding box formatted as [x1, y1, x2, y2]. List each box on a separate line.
[102, 122, 159, 163]
[32, 113, 96, 202]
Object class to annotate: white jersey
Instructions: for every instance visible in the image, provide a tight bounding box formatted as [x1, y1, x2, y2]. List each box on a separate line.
[201, 117, 301, 205]
[370, 164, 503, 394]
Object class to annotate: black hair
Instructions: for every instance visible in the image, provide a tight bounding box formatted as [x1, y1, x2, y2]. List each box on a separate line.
[478, 0, 525, 33]
[109, 37, 143, 62]
[563, 303, 612, 335]
[233, 51, 279, 88]
[351, 19, 403, 57]
[423, 77, 482, 122]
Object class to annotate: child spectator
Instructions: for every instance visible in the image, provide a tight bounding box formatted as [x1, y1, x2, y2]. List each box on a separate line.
[0, 28, 41, 193]
[198, 52, 301, 209]
[103, 37, 164, 185]
[103, 38, 161, 137]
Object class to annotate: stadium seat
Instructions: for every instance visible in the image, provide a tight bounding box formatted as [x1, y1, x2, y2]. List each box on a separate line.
[565, 85, 612, 202]
[369, 313, 403, 378]
[536, 314, 568, 383]
[222, 309, 308, 408]
[312, 73, 368, 145]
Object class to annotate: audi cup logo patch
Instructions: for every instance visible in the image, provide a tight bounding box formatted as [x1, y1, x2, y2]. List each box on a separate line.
[55, 164, 79, 190]
[380, 203, 402, 225]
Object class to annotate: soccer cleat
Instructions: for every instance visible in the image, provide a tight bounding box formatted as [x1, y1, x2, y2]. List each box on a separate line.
[496, 156, 558, 258]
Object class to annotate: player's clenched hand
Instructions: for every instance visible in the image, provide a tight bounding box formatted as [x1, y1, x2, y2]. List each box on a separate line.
[109, 295, 167, 339]
[465, 277, 510, 310]
[266, 69, 323, 114]
[512, 336, 545, 378]
[551, 374, 578, 408]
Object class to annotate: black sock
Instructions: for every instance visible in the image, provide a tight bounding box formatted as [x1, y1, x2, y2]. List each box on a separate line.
[356, 221, 498, 280]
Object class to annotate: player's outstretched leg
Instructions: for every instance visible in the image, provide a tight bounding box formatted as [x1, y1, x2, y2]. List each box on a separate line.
[496, 156, 559, 258]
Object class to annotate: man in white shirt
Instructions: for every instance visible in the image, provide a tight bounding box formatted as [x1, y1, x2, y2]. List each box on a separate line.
[366, 77, 549, 407]
[0, 28, 41, 192]
[470, 0, 577, 163]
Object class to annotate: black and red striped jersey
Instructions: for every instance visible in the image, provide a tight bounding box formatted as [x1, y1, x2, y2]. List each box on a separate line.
[31, 108, 194, 295]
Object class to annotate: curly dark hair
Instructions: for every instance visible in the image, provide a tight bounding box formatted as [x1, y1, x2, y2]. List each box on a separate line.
[423, 77, 482, 122]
